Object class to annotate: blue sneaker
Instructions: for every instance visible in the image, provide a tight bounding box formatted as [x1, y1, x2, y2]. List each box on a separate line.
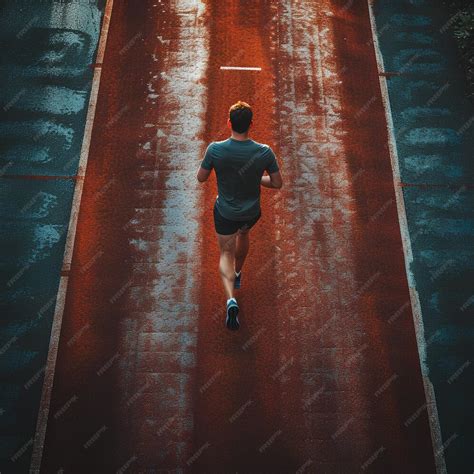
[234, 271, 241, 289]
[226, 298, 240, 330]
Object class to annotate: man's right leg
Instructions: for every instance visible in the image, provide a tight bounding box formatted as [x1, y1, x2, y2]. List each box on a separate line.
[216, 231, 240, 330]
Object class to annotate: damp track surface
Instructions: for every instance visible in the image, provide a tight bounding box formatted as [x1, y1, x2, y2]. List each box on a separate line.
[38, 0, 437, 472]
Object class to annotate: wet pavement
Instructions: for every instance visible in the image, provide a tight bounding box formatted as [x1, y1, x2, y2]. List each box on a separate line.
[0, 1, 104, 472]
[374, 1, 474, 472]
[0, 0, 472, 473]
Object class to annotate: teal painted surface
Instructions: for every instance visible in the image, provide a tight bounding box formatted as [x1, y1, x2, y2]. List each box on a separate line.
[0, 1, 104, 471]
[374, 1, 474, 472]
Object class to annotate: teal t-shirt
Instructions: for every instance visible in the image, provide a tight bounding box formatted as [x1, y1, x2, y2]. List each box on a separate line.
[201, 137, 279, 221]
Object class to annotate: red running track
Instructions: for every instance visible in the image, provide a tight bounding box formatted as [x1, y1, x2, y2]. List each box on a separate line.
[36, 1, 437, 473]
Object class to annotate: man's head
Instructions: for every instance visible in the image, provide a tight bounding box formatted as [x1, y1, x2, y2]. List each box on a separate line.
[228, 101, 253, 134]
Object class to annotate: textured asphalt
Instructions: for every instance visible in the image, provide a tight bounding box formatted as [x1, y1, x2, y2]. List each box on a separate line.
[0, 0, 472, 473]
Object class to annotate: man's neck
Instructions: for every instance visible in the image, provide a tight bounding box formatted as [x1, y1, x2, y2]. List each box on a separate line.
[230, 132, 250, 141]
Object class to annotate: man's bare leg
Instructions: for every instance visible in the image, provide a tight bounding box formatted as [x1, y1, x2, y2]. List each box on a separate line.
[217, 232, 237, 300]
[235, 229, 250, 274]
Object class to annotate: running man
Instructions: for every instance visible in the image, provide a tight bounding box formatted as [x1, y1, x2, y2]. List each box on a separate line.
[196, 101, 283, 330]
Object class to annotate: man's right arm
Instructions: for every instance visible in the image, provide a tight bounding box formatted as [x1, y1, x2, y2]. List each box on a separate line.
[261, 171, 282, 189]
[261, 146, 282, 189]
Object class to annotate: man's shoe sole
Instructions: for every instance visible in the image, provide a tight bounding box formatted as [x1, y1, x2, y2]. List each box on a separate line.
[226, 304, 240, 330]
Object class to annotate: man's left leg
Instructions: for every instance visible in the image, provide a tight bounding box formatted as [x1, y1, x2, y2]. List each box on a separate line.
[217, 231, 237, 300]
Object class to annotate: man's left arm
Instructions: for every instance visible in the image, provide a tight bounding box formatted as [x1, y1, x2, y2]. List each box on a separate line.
[197, 143, 214, 182]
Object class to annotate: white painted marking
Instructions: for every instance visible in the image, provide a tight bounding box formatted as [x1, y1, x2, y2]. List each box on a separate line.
[29, 0, 115, 471]
[367, 3, 446, 473]
[220, 66, 262, 71]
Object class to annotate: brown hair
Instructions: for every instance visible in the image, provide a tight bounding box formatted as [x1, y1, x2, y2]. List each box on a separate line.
[229, 101, 253, 133]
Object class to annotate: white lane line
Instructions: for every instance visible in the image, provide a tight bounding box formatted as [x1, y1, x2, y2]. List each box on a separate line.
[220, 66, 262, 71]
[367, 2, 446, 473]
[29, 1, 115, 471]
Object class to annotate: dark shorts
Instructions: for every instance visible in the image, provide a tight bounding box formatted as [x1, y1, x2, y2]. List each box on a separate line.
[213, 201, 261, 235]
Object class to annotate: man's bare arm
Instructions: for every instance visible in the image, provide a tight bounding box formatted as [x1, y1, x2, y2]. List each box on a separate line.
[197, 166, 212, 182]
[261, 171, 283, 189]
